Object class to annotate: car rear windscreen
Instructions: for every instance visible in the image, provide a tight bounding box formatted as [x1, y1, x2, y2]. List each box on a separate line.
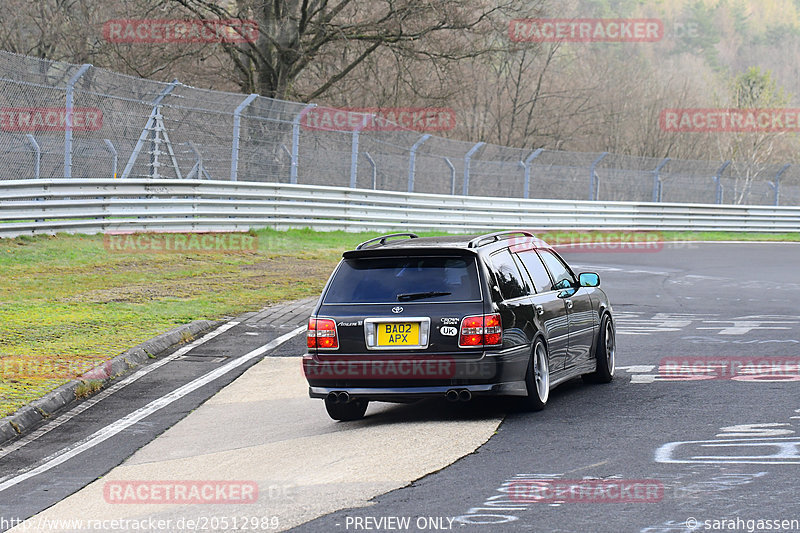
[324, 256, 481, 304]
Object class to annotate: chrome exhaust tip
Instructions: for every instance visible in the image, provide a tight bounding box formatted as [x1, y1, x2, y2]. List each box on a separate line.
[327, 392, 339, 404]
[337, 391, 350, 403]
[458, 389, 472, 402]
[445, 389, 460, 402]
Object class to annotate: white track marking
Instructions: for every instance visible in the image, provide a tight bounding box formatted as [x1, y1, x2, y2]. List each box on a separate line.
[0, 326, 305, 493]
[0, 321, 240, 460]
[616, 365, 656, 373]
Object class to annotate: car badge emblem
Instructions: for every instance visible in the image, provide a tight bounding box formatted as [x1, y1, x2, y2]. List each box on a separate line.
[392, 306, 404, 314]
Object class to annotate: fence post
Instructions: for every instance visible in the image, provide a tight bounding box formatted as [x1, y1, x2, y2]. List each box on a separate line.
[444, 157, 455, 195]
[408, 134, 431, 193]
[291, 103, 316, 184]
[589, 152, 608, 201]
[349, 113, 373, 188]
[769, 163, 790, 206]
[463, 142, 485, 196]
[25, 134, 40, 179]
[230, 93, 258, 182]
[713, 160, 731, 204]
[522, 148, 544, 199]
[652, 157, 670, 202]
[121, 79, 179, 179]
[364, 152, 377, 189]
[103, 139, 118, 178]
[63, 63, 91, 178]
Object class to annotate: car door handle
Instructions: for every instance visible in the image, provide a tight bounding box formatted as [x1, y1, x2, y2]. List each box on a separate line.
[565, 299, 573, 310]
[535, 304, 544, 316]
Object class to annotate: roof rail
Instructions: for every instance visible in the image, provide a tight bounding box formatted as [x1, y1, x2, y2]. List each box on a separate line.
[467, 230, 536, 248]
[355, 233, 419, 250]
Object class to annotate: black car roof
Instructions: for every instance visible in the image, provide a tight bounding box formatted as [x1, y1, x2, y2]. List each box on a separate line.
[342, 232, 552, 259]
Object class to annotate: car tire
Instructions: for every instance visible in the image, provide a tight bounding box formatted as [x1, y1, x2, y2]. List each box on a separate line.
[521, 338, 550, 411]
[325, 397, 369, 421]
[583, 314, 615, 384]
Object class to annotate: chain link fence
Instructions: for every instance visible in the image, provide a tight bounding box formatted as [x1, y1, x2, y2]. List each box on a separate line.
[1, 50, 799, 206]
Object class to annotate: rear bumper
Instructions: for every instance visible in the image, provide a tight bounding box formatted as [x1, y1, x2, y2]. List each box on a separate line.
[303, 345, 530, 402]
[309, 382, 527, 402]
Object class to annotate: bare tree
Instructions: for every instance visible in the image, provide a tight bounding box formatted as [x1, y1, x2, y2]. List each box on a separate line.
[158, 0, 525, 100]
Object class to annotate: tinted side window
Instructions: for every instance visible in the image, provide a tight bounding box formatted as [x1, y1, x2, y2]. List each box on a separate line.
[537, 250, 575, 287]
[516, 250, 553, 292]
[488, 249, 531, 300]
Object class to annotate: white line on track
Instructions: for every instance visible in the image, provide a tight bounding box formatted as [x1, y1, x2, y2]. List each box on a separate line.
[0, 325, 306, 493]
[0, 321, 240, 461]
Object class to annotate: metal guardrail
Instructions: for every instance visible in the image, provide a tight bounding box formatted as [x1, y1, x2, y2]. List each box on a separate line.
[1, 179, 799, 238]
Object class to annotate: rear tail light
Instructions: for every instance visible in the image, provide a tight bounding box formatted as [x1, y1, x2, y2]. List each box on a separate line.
[307, 317, 339, 349]
[459, 313, 502, 347]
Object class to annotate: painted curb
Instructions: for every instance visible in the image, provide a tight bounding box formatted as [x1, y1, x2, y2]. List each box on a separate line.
[0, 319, 224, 446]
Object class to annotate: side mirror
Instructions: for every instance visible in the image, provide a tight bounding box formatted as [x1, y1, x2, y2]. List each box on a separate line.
[579, 272, 600, 288]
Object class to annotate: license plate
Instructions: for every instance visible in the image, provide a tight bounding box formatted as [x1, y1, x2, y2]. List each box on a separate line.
[377, 322, 420, 346]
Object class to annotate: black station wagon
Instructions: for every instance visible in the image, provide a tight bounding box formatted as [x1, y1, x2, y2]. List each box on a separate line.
[303, 230, 615, 421]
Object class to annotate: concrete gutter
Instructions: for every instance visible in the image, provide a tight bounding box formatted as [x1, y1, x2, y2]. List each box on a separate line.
[0, 319, 223, 445]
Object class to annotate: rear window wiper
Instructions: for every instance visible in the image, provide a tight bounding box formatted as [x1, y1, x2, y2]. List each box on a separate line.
[397, 291, 452, 301]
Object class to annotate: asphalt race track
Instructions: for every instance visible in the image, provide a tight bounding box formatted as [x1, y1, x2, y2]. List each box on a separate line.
[2, 242, 800, 533]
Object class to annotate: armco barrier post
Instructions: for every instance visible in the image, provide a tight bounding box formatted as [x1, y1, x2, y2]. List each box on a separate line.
[589, 152, 608, 201]
[713, 161, 731, 204]
[408, 134, 431, 193]
[230, 93, 258, 182]
[463, 142, 485, 196]
[523, 148, 544, 199]
[64, 63, 91, 178]
[652, 157, 670, 202]
[291, 103, 316, 184]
